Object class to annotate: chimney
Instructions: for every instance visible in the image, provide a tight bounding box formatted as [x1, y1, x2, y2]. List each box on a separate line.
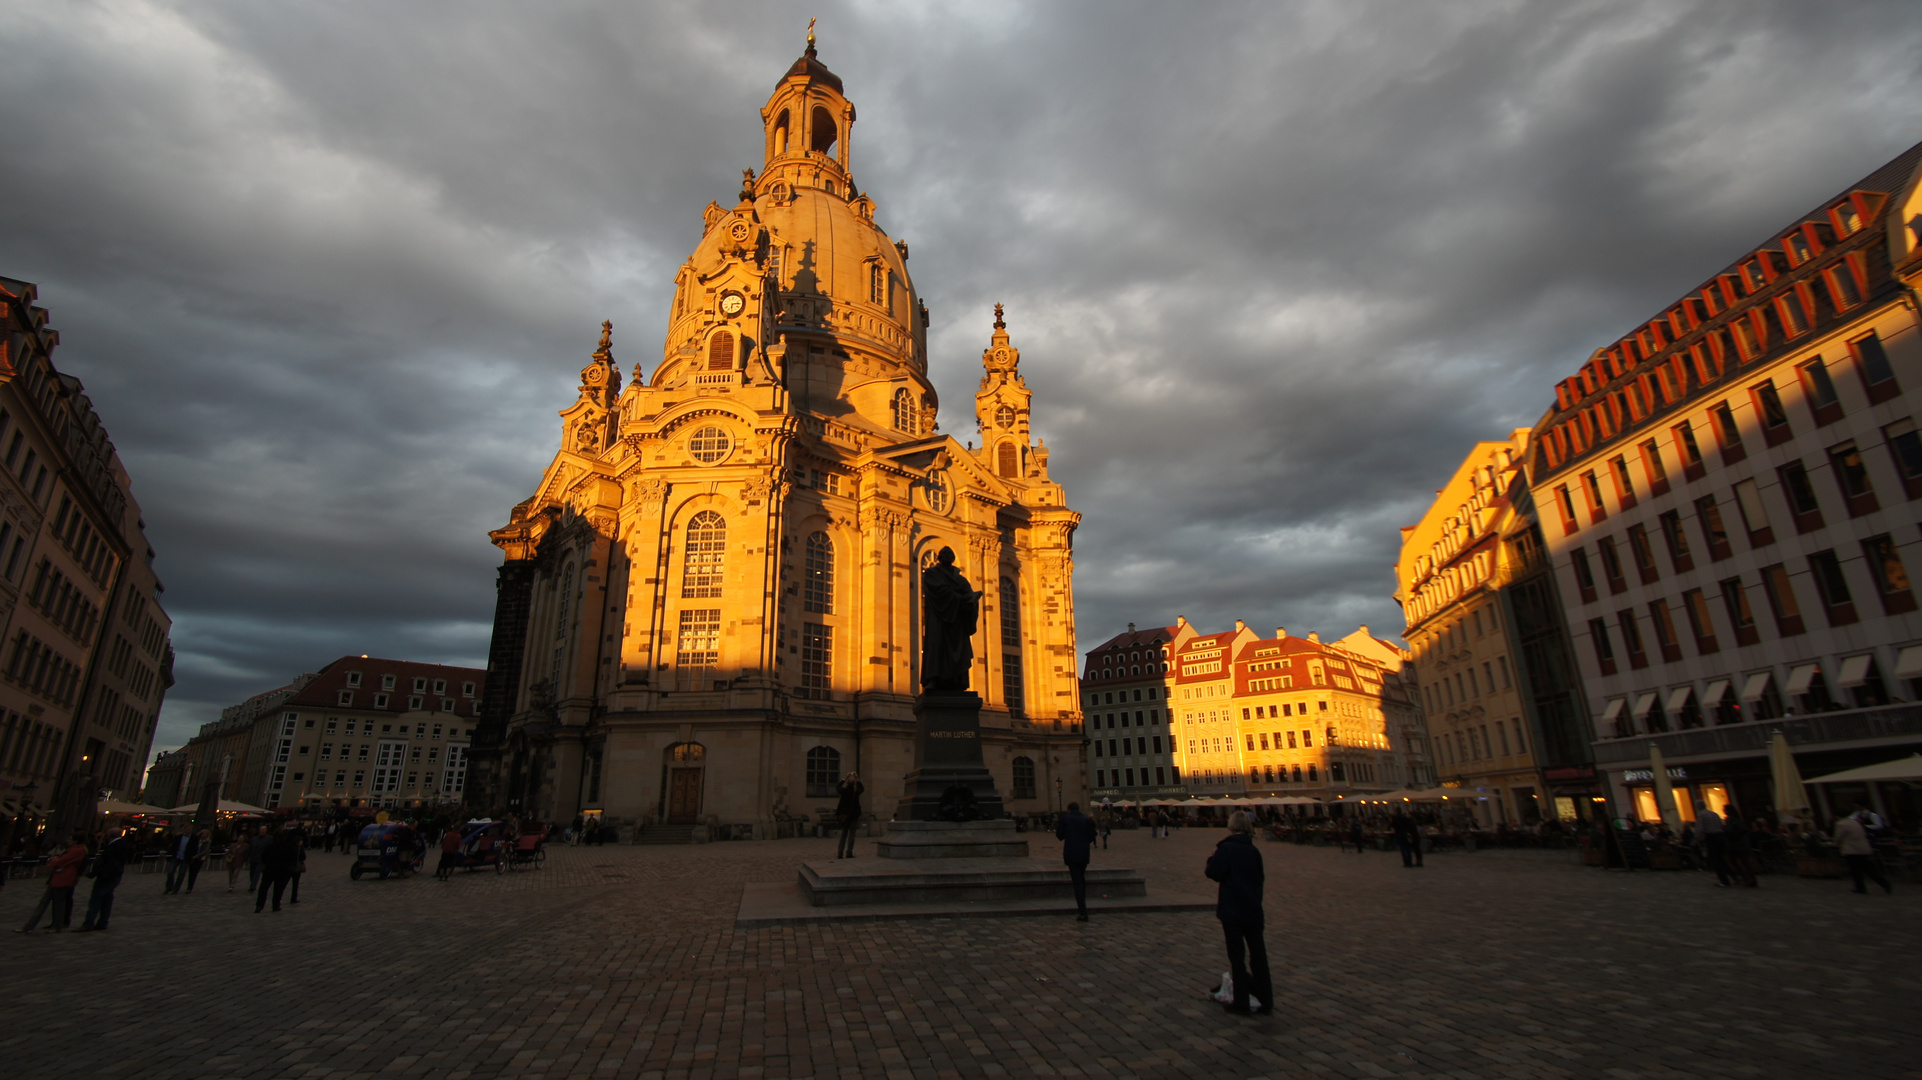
[1275, 627, 1286, 640]
[1176, 615, 1187, 627]
[1358, 624, 1369, 636]
[1235, 619, 1246, 632]
[1128, 622, 1136, 633]
[1308, 631, 1320, 644]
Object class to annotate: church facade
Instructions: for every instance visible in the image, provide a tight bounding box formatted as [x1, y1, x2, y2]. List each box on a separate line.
[468, 40, 1085, 835]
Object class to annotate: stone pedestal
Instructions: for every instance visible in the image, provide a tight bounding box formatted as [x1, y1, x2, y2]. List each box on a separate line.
[876, 819, 1029, 859]
[894, 692, 1005, 822]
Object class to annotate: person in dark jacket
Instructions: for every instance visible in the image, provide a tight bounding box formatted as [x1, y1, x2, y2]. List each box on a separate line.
[1390, 810, 1423, 868]
[1205, 811, 1272, 1016]
[163, 828, 198, 894]
[76, 828, 133, 932]
[1055, 801, 1098, 921]
[18, 832, 89, 933]
[256, 823, 301, 912]
[834, 772, 865, 859]
[1723, 808, 1759, 887]
[247, 824, 272, 892]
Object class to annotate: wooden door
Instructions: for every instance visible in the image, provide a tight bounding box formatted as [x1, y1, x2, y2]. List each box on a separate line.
[667, 768, 703, 823]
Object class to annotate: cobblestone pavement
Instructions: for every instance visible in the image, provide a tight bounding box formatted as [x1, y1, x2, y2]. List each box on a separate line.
[2, 826, 1916, 1080]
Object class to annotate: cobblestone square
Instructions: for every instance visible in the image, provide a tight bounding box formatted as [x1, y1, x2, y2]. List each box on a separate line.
[2, 827, 1916, 1080]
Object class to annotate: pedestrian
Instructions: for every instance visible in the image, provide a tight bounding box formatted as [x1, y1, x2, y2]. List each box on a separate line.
[75, 828, 134, 932]
[1724, 808, 1759, 887]
[184, 828, 210, 893]
[224, 830, 248, 891]
[1348, 815, 1365, 854]
[256, 822, 300, 912]
[1696, 802, 1731, 886]
[247, 823, 272, 892]
[1834, 800, 1893, 895]
[1098, 809, 1111, 850]
[16, 832, 88, 933]
[834, 771, 864, 859]
[1205, 811, 1273, 1017]
[163, 827, 197, 894]
[438, 820, 463, 880]
[1391, 809, 1423, 868]
[286, 821, 309, 904]
[1055, 801, 1097, 921]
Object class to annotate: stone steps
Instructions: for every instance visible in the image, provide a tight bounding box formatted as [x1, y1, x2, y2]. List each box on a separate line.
[633, 824, 700, 845]
[799, 855, 1148, 906]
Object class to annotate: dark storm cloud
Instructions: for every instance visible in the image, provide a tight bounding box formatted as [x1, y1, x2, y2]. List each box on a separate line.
[1, 0, 1917, 755]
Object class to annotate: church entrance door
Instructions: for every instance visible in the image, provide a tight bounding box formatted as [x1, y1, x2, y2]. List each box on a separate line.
[667, 768, 703, 823]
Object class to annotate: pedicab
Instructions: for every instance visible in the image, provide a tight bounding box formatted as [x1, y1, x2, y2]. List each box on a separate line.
[498, 820, 548, 872]
[444, 819, 510, 873]
[349, 821, 424, 880]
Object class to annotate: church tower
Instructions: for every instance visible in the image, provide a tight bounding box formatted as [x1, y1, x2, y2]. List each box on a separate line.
[468, 32, 1083, 835]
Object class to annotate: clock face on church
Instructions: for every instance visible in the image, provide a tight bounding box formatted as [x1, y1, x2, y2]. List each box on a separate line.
[719, 292, 745, 317]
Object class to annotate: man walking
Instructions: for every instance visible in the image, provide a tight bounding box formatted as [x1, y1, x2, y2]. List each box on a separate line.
[1391, 809, 1423, 868]
[834, 771, 865, 859]
[247, 824, 272, 893]
[1205, 811, 1273, 1017]
[1723, 808, 1758, 887]
[256, 822, 300, 913]
[163, 828, 198, 895]
[1055, 801, 1097, 922]
[1695, 801, 1730, 887]
[75, 828, 133, 932]
[1835, 800, 1893, 895]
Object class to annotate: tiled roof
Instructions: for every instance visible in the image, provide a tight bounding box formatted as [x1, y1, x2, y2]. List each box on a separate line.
[284, 655, 486, 713]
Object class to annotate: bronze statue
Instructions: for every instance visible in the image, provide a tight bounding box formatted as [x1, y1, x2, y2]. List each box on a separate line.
[920, 547, 981, 693]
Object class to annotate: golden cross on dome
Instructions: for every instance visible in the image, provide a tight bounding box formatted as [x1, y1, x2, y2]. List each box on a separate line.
[807, 17, 816, 47]
[992, 303, 1005, 329]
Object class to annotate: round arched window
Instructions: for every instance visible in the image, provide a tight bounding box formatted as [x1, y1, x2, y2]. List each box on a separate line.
[689, 426, 732, 464]
[994, 404, 1015, 428]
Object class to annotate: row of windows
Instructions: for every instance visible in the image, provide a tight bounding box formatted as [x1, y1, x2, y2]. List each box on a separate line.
[47, 494, 114, 586]
[1094, 736, 1163, 758]
[299, 765, 467, 795]
[343, 671, 476, 696]
[1585, 536, 1914, 676]
[1095, 765, 1177, 788]
[0, 709, 60, 779]
[1602, 654, 1904, 739]
[803, 745, 1038, 800]
[1434, 719, 1528, 767]
[1092, 709, 1161, 729]
[1424, 657, 1514, 714]
[25, 557, 100, 647]
[1188, 701, 1328, 723]
[3, 631, 79, 707]
[334, 690, 478, 714]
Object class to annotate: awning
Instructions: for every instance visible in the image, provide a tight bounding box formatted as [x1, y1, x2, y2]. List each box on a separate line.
[1895, 645, 1922, 681]
[1632, 692, 1660, 720]
[1665, 686, 1696, 714]
[1835, 654, 1874, 690]
[1784, 664, 1820, 697]
[1741, 672, 1773, 702]
[1806, 754, 1922, 784]
[1702, 679, 1731, 707]
[1600, 698, 1626, 724]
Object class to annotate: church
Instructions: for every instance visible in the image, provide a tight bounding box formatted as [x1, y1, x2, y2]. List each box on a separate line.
[467, 35, 1085, 836]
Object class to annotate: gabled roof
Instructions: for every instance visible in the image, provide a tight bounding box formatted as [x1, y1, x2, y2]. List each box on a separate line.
[284, 656, 487, 714]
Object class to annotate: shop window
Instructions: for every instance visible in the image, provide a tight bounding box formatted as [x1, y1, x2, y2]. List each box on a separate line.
[1776, 461, 1825, 532]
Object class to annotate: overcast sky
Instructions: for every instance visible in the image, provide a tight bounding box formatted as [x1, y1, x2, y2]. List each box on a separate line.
[3, 1, 1919, 758]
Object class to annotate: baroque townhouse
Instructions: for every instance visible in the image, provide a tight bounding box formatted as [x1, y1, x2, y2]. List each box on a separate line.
[1527, 141, 1922, 827]
[1083, 619, 1194, 799]
[1397, 432, 1599, 826]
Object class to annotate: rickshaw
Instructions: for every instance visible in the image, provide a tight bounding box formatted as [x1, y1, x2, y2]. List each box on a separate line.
[498, 821, 548, 872]
[349, 822, 423, 880]
[445, 819, 509, 873]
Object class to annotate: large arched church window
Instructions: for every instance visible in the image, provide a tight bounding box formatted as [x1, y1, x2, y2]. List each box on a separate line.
[892, 389, 915, 433]
[1000, 576, 1024, 715]
[682, 511, 726, 598]
[803, 532, 834, 614]
[805, 745, 841, 797]
[997, 441, 1018, 478]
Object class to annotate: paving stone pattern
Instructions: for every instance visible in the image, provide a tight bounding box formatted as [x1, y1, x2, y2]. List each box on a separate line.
[2, 826, 1916, 1080]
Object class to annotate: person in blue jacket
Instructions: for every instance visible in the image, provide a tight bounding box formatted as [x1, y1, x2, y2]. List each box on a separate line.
[1055, 801, 1098, 921]
[1205, 811, 1273, 1016]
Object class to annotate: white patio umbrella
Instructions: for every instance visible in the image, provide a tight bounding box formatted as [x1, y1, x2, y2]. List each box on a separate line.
[1805, 755, 1922, 784]
[1650, 744, 1682, 832]
[1769, 732, 1811, 825]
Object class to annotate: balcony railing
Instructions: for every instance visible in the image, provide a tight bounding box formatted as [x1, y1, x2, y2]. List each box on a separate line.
[1593, 702, 1922, 764]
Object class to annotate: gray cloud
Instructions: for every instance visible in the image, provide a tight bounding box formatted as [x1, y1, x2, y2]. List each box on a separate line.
[1, 0, 1917, 755]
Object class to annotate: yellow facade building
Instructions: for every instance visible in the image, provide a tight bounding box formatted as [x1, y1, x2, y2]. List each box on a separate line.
[472, 39, 1084, 834]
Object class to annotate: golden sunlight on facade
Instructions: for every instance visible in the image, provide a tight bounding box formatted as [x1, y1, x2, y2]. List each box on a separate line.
[470, 40, 1084, 835]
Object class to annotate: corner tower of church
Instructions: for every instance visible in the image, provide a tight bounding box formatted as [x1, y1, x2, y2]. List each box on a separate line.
[469, 35, 1083, 836]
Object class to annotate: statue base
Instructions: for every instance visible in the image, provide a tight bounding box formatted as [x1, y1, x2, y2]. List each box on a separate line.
[893, 692, 1006, 822]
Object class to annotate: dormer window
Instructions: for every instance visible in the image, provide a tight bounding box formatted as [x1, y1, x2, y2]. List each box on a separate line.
[346, 671, 361, 687]
[381, 674, 396, 690]
[1785, 231, 1813, 266]
[412, 677, 427, 692]
[1834, 200, 1861, 235]
[1742, 260, 1767, 292]
[433, 679, 446, 694]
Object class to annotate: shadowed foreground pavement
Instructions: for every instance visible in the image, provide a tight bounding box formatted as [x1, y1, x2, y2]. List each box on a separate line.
[2, 826, 1916, 1080]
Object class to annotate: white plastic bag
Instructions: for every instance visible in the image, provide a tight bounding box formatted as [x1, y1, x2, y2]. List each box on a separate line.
[1210, 972, 1262, 1010]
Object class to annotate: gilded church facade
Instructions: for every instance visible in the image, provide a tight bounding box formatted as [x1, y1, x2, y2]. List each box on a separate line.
[469, 40, 1084, 834]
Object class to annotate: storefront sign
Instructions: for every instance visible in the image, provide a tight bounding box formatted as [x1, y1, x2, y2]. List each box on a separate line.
[1622, 766, 1687, 783]
[1543, 765, 1595, 782]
